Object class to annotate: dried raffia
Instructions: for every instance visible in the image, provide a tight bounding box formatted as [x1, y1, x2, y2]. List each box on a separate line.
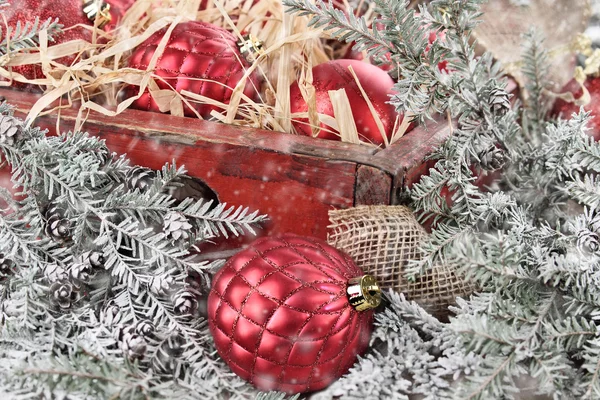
[2, 0, 400, 146]
[390, 111, 414, 144]
[328, 205, 476, 319]
[347, 64, 388, 147]
[328, 88, 361, 144]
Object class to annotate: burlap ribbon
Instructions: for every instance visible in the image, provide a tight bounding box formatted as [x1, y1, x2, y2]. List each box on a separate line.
[328, 205, 476, 319]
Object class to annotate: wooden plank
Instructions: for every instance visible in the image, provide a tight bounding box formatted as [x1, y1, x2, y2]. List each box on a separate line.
[354, 165, 391, 205]
[373, 116, 452, 204]
[0, 86, 461, 243]
[0, 87, 379, 165]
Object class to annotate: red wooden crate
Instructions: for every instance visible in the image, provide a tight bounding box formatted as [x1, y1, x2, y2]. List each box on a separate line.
[0, 87, 450, 248]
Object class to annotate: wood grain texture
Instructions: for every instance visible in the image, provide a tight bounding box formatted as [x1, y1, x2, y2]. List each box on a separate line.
[354, 165, 391, 205]
[375, 115, 452, 204]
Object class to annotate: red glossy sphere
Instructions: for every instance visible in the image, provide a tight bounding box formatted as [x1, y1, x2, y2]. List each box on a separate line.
[553, 77, 600, 141]
[4, 0, 92, 86]
[344, 27, 448, 73]
[343, 23, 392, 72]
[207, 234, 373, 394]
[290, 59, 409, 145]
[426, 29, 449, 73]
[127, 21, 260, 118]
[104, 0, 136, 31]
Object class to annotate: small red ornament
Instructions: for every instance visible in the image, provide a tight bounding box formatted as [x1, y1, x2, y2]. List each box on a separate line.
[290, 59, 409, 145]
[553, 77, 600, 141]
[426, 29, 449, 73]
[343, 23, 392, 72]
[207, 234, 380, 394]
[4, 0, 92, 85]
[105, 0, 137, 31]
[82, 0, 137, 31]
[127, 21, 260, 118]
[344, 26, 448, 73]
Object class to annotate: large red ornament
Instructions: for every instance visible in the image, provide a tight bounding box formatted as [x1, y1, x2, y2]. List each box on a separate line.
[127, 21, 260, 118]
[207, 234, 380, 394]
[553, 77, 600, 141]
[4, 0, 92, 85]
[289, 59, 409, 145]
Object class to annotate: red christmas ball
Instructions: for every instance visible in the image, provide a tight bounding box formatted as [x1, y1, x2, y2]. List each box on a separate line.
[426, 29, 449, 73]
[4, 0, 92, 85]
[344, 27, 448, 73]
[290, 59, 410, 145]
[127, 21, 260, 118]
[343, 23, 393, 72]
[553, 77, 600, 141]
[207, 234, 379, 394]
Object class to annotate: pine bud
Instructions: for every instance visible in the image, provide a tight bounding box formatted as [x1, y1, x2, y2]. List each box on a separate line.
[578, 233, 600, 256]
[83, 250, 106, 269]
[163, 212, 193, 242]
[50, 281, 75, 309]
[126, 166, 156, 193]
[45, 215, 72, 243]
[100, 304, 123, 326]
[97, 147, 113, 168]
[70, 262, 93, 287]
[478, 147, 506, 171]
[121, 327, 147, 360]
[0, 253, 14, 279]
[135, 319, 155, 337]
[172, 289, 198, 316]
[0, 115, 23, 146]
[488, 87, 511, 115]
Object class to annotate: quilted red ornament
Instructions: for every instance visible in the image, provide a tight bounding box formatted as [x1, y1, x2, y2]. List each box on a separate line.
[207, 234, 380, 394]
[553, 77, 600, 141]
[127, 21, 260, 118]
[4, 0, 92, 86]
[290, 59, 410, 145]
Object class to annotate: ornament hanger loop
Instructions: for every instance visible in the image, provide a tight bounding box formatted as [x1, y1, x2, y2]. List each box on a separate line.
[82, 0, 112, 29]
[238, 34, 264, 63]
[347, 275, 381, 311]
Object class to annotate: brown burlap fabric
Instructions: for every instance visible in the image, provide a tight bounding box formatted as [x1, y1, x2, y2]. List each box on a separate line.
[327, 205, 476, 318]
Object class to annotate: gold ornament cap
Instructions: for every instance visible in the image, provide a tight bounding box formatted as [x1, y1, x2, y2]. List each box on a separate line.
[347, 275, 381, 312]
[82, 0, 112, 29]
[237, 34, 264, 63]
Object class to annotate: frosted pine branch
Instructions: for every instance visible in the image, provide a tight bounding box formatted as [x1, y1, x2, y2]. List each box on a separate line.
[0, 17, 62, 56]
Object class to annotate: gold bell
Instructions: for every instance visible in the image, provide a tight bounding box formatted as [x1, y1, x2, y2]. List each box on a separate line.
[237, 34, 265, 63]
[347, 275, 382, 312]
[82, 0, 112, 29]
